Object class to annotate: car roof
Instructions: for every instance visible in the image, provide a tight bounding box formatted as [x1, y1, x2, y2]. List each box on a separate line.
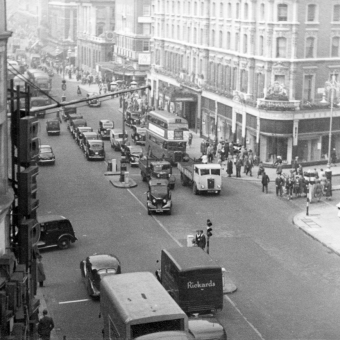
[38, 215, 68, 223]
[88, 139, 103, 144]
[100, 119, 113, 124]
[83, 132, 97, 136]
[87, 254, 121, 270]
[128, 145, 143, 151]
[40, 145, 51, 148]
[149, 179, 169, 186]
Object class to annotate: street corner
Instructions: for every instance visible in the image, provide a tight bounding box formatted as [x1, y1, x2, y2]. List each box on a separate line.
[109, 177, 138, 188]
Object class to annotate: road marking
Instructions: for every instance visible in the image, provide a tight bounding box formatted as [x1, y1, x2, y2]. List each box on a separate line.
[127, 188, 265, 340]
[59, 299, 91, 305]
[127, 189, 182, 247]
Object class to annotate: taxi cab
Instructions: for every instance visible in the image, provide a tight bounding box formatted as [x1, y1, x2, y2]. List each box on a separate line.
[147, 179, 172, 215]
[80, 131, 99, 152]
[98, 119, 114, 140]
[85, 139, 105, 161]
[131, 125, 146, 145]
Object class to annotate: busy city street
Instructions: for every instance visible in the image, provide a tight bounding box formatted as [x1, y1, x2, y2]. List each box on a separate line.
[32, 74, 340, 340]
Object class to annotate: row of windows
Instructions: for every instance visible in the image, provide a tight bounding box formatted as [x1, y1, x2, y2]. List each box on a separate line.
[116, 36, 150, 52]
[156, 1, 340, 23]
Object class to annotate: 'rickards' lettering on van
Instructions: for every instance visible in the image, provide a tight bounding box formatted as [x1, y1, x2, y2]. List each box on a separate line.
[187, 280, 216, 289]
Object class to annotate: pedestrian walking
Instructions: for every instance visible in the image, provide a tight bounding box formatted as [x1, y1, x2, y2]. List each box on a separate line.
[276, 160, 283, 176]
[37, 256, 46, 287]
[275, 174, 283, 197]
[298, 164, 303, 176]
[77, 86, 82, 96]
[314, 179, 323, 202]
[194, 230, 206, 250]
[207, 144, 214, 163]
[261, 171, 270, 193]
[257, 161, 264, 178]
[235, 156, 242, 177]
[245, 157, 253, 176]
[226, 156, 233, 177]
[292, 156, 299, 173]
[243, 155, 248, 174]
[188, 132, 193, 148]
[38, 309, 54, 340]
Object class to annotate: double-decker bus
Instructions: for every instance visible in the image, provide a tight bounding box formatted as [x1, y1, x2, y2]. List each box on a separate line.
[26, 68, 52, 95]
[145, 110, 189, 164]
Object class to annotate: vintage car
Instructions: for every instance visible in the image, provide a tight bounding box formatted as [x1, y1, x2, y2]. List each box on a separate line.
[69, 118, 87, 138]
[62, 106, 78, 121]
[98, 119, 114, 140]
[147, 179, 172, 215]
[110, 129, 128, 151]
[37, 215, 77, 250]
[80, 131, 100, 152]
[131, 125, 146, 145]
[38, 145, 55, 165]
[85, 139, 105, 161]
[187, 314, 227, 340]
[80, 253, 121, 298]
[46, 119, 60, 136]
[86, 92, 101, 107]
[121, 145, 144, 166]
[75, 126, 93, 145]
[125, 109, 141, 127]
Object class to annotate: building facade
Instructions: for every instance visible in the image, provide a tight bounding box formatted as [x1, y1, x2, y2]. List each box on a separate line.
[98, 0, 152, 85]
[76, 0, 116, 74]
[148, 0, 340, 166]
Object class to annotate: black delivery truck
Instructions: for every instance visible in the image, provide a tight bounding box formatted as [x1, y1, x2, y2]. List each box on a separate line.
[159, 247, 223, 314]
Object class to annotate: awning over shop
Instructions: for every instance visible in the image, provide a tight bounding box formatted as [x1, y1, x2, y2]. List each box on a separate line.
[97, 62, 146, 78]
[41, 45, 62, 57]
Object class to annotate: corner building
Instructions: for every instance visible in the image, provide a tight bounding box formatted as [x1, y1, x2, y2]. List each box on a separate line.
[148, 0, 340, 166]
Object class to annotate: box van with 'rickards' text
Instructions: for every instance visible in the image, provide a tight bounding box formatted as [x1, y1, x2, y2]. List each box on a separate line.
[158, 247, 223, 314]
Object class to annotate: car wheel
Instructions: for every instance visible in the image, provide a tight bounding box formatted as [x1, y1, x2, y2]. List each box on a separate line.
[147, 207, 151, 215]
[193, 184, 199, 195]
[58, 237, 70, 249]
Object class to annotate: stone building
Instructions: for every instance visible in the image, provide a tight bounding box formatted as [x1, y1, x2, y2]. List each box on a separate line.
[76, 0, 116, 73]
[148, 0, 340, 165]
[98, 0, 152, 86]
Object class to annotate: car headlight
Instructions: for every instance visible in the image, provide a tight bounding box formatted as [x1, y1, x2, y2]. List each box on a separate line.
[217, 185, 221, 189]
[200, 184, 205, 189]
[152, 199, 156, 204]
[163, 199, 167, 204]
[157, 174, 160, 178]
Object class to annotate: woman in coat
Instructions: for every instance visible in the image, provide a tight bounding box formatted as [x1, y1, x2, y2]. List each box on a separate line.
[314, 179, 323, 202]
[227, 156, 233, 177]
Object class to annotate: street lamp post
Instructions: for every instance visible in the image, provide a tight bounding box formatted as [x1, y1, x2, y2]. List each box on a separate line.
[321, 73, 340, 167]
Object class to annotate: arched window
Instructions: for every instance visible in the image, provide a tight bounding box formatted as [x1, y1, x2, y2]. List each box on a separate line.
[332, 36, 340, 57]
[305, 37, 315, 58]
[276, 37, 286, 58]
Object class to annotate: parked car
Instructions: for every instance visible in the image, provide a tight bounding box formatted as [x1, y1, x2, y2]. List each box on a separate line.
[46, 119, 60, 136]
[110, 129, 128, 151]
[187, 314, 227, 340]
[62, 106, 78, 121]
[86, 92, 101, 107]
[121, 145, 144, 166]
[37, 215, 77, 250]
[75, 126, 93, 145]
[85, 139, 105, 160]
[80, 131, 100, 152]
[38, 145, 55, 165]
[69, 118, 87, 138]
[146, 179, 172, 215]
[131, 125, 146, 145]
[98, 119, 114, 140]
[125, 109, 140, 126]
[80, 253, 121, 298]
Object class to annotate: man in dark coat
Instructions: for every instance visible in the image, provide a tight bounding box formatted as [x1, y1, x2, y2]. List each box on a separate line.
[261, 171, 270, 193]
[235, 156, 243, 177]
[38, 309, 54, 340]
[195, 230, 206, 250]
[275, 174, 284, 197]
[227, 157, 233, 177]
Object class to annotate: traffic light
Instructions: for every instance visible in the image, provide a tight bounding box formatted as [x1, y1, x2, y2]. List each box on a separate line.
[17, 219, 40, 265]
[19, 116, 39, 163]
[207, 219, 213, 237]
[18, 166, 39, 216]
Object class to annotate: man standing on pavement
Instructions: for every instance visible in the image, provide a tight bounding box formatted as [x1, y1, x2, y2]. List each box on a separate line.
[261, 171, 270, 193]
[275, 174, 283, 197]
[194, 230, 206, 250]
[38, 309, 54, 340]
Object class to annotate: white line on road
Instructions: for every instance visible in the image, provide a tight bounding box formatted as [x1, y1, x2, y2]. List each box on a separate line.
[127, 188, 265, 339]
[59, 299, 91, 305]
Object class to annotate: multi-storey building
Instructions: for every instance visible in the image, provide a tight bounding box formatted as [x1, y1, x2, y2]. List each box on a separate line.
[148, 0, 340, 166]
[98, 0, 152, 85]
[76, 0, 116, 73]
[42, 0, 78, 64]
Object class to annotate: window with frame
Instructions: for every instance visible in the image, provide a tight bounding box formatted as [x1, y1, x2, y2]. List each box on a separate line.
[334, 5, 340, 21]
[305, 37, 315, 58]
[143, 4, 151, 16]
[187, 27, 191, 41]
[244, 3, 249, 20]
[220, 2, 224, 17]
[194, 28, 197, 44]
[236, 3, 240, 19]
[307, 4, 316, 22]
[219, 31, 223, 48]
[212, 2, 216, 17]
[240, 69, 248, 93]
[243, 34, 248, 53]
[260, 3, 265, 21]
[259, 35, 264, 56]
[227, 32, 231, 49]
[212, 30, 215, 47]
[278, 4, 288, 21]
[235, 33, 239, 51]
[143, 40, 150, 52]
[194, 1, 197, 15]
[332, 37, 340, 57]
[303, 74, 314, 102]
[276, 37, 287, 58]
[228, 2, 232, 18]
[143, 24, 151, 35]
[201, 28, 204, 44]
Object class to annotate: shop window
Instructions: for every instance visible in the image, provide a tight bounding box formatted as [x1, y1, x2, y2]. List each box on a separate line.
[276, 37, 287, 58]
[331, 37, 340, 57]
[305, 37, 315, 58]
[278, 4, 288, 21]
